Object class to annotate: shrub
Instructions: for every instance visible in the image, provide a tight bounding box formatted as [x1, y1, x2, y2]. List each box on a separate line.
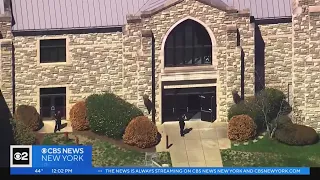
[228, 115, 257, 142]
[70, 101, 89, 131]
[10, 119, 36, 145]
[86, 93, 143, 139]
[275, 124, 319, 146]
[228, 88, 292, 131]
[228, 98, 264, 130]
[123, 116, 159, 148]
[256, 88, 292, 120]
[275, 115, 293, 129]
[15, 105, 44, 131]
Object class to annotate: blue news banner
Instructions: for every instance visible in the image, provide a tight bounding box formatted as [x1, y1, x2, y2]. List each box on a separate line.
[10, 145, 310, 175]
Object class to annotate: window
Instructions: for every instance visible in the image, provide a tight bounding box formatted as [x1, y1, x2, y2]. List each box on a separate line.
[40, 87, 66, 119]
[40, 39, 66, 63]
[164, 20, 212, 67]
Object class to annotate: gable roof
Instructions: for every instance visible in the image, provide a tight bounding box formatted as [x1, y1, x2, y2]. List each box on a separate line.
[9, 0, 293, 32]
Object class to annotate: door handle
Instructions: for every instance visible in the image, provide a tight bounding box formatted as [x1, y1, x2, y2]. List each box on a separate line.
[209, 109, 212, 111]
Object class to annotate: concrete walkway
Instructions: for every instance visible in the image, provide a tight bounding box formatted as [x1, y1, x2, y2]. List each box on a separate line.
[156, 121, 230, 167]
[37, 120, 73, 133]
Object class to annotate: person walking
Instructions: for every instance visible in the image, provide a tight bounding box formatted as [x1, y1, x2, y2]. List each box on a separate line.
[179, 114, 187, 137]
[54, 111, 62, 133]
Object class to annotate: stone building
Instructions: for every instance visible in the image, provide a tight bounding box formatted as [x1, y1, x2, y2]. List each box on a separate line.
[0, 0, 319, 131]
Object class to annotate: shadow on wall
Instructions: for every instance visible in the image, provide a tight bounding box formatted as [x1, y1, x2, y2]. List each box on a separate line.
[0, 90, 14, 167]
[237, 29, 245, 100]
[254, 24, 266, 93]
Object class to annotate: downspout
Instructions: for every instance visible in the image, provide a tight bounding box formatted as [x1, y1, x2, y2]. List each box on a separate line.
[151, 34, 156, 123]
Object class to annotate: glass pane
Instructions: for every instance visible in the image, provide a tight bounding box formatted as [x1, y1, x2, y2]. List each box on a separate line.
[175, 47, 184, 65]
[40, 87, 66, 95]
[164, 48, 174, 67]
[176, 95, 188, 114]
[55, 96, 65, 107]
[184, 47, 193, 65]
[185, 24, 193, 47]
[41, 107, 52, 118]
[54, 96, 66, 118]
[194, 47, 202, 64]
[40, 96, 52, 118]
[203, 46, 212, 64]
[40, 97, 51, 107]
[175, 31, 183, 47]
[58, 47, 66, 62]
[50, 49, 58, 62]
[166, 34, 174, 48]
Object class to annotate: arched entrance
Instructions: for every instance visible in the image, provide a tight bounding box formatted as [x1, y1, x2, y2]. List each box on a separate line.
[161, 19, 217, 123]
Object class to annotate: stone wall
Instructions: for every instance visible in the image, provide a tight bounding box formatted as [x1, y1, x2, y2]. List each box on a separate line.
[0, 15, 13, 116]
[13, 32, 125, 119]
[257, 23, 293, 96]
[0, 39, 13, 116]
[292, 0, 320, 131]
[124, 0, 254, 122]
[4, 0, 320, 129]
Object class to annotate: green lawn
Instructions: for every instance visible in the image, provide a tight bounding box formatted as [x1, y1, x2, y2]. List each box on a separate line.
[42, 133, 145, 167]
[221, 135, 320, 167]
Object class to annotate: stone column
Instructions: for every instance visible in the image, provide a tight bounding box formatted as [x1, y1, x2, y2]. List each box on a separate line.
[139, 30, 153, 119]
[237, 10, 255, 97]
[0, 15, 12, 39]
[225, 25, 242, 111]
[0, 39, 13, 116]
[308, 2, 320, 130]
[292, 0, 320, 130]
[122, 15, 142, 106]
[0, 14, 13, 116]
[291, 0, 309, 124]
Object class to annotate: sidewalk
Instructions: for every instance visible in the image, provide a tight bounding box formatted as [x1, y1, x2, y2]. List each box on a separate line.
[37, 120, 73, 133]
[156, 121, 230, 167]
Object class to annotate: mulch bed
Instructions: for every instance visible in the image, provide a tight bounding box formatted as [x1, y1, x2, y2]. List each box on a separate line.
[35, 130, 156, 153]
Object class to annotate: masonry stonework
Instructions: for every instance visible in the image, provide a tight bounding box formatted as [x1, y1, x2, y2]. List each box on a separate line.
[13, 32, 124, 119]
[1, 0, 320, 130]
[126, 0, 255, 122]
[258, 23, 293, 95]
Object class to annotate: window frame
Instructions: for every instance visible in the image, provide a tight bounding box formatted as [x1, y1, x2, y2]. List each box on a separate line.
[164, 20, 213, 68]
[37, 36, 70, 65]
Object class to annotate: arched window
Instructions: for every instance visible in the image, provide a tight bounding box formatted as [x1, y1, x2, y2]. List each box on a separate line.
[164, 19, 212, 67]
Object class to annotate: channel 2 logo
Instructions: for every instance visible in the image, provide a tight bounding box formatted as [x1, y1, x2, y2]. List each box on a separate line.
[10, 145, 33, 167]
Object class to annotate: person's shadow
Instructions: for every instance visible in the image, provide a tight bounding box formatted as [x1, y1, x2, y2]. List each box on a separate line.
[61, 123, 68, 129]
[183, 128, 193, 135]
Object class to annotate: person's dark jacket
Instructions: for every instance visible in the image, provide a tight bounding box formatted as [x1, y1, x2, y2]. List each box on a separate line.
[55, 113, 62, 122]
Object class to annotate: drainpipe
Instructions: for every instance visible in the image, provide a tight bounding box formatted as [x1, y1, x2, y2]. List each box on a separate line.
[151, 35, 156, 123]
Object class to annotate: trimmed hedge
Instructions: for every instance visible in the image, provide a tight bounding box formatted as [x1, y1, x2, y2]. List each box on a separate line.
[123, 116, 159, 149]
[15, 105, 44, 131]
[86, 93, 143, 139]
[275, 123, 319, 146]
[10, 119, 36, 145]
[70, 101, 89, 131]
[275, 115, 293, 129]
[228, 115, 257, 141]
